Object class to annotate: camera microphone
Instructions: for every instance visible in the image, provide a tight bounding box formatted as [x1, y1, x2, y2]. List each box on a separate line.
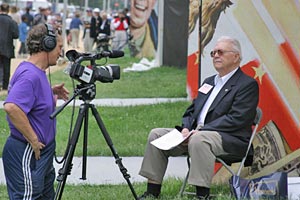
[99, 50, 124, 58]
[66, 50, 83, 62]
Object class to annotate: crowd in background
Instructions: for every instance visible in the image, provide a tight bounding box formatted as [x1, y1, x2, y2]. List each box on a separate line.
[8, 4, 131, 53]
[0, 2, 132, 91]
[66, 7, 131, 52]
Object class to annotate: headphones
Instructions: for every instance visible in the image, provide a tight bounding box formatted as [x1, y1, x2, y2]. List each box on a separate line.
[42, 23, 57, 52]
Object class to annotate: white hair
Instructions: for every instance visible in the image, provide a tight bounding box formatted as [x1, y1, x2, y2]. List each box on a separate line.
[217, 36, 242, 61]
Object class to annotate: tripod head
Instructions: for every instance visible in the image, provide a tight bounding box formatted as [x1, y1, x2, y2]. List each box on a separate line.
[50, 83, 96, 119]
[76, 83, 96, 102]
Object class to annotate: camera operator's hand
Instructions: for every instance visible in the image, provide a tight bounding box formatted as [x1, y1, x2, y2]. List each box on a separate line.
[30, 139, 45, 160]
[52, 83, 69, 101]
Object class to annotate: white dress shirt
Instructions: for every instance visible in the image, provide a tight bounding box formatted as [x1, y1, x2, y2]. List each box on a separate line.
[197, 67, 238, 126]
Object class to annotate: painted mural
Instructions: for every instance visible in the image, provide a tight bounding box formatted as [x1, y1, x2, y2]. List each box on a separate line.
[187, 0, 300, 182]
[129, 0, 158, 58]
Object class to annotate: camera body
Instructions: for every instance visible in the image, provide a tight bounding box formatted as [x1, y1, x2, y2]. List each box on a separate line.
[65, 50, 123, 84]
[69, 63, 120, 84]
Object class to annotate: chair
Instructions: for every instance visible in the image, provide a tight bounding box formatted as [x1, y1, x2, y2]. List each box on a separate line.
[179, 107, 263, 197]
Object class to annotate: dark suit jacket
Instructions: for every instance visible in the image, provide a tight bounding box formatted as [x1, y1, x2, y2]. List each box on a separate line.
[181, 67, 259, 158]
[90, 16, 97, 39]
[99, 19, 111, 36]
[0, 14, 19, 58]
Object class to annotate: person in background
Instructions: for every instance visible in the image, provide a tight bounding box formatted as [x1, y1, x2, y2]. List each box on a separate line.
[0, 3, 19, 91]
[92, 8, 102, 48]
[52, 12, 62, 30]
[65, 12, 73, 46]
[138, 36, 259, 199]
[9, 5, 21, 25]
[33, 5, 50, 26]
[93, 8, 102, 35]
[111, 11, 128, 51]
[95, 11, 112, 52]
[83, 8, 94, 52]
[9, 5, 21, 56]
[123, 7, 131, 26]
[21, 7, 34, 28]
[18, 15, 29, 58]
[70, 11, 82, 49]
[99, 11, 111, 37]
[123, 7, 133, 42]
[2, 23, 69, 199]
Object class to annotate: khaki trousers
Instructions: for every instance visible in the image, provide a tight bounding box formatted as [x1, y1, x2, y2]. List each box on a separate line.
[139, 128, 228, 188]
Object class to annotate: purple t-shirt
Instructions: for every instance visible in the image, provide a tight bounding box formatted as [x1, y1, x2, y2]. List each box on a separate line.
[5, 61, 56, 145]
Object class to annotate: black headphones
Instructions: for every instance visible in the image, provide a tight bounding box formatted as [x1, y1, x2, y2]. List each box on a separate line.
[42, 23, 57, 52]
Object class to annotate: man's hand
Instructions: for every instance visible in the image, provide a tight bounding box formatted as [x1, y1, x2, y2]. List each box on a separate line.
[30, 140, 45, 160]
[52, 83, 69, 101]
[181, 128, 193, 146]
[181, 128, 190, 138]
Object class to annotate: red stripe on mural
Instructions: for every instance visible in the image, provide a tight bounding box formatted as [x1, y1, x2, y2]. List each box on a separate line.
[187, 52, 200, 99]
[242, 60, 300, 150]
[279, 41, 300, 85]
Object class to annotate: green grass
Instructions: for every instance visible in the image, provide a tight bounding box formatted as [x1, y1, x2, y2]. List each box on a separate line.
[0, 178, 233, 200]
[54, 101, 190, 157]
[51, 64, 187, 98]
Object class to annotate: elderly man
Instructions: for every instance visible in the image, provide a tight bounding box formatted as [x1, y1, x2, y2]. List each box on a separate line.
[138, 36, 259, 199]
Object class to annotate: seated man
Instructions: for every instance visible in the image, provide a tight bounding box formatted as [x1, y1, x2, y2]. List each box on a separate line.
[138, 36, 259, 199]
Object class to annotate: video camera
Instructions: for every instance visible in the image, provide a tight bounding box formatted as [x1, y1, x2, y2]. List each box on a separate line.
[65, 50, 124, 84]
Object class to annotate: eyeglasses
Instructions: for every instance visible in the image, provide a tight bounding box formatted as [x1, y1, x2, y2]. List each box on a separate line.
[210, 50, 237, 57]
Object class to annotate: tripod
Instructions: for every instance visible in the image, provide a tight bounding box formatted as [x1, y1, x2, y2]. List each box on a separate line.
[51, 84, 138, 200]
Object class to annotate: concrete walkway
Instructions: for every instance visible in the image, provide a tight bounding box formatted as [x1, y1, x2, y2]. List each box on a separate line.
[0, 97, 188, 109]
[0, 156, 188, 185]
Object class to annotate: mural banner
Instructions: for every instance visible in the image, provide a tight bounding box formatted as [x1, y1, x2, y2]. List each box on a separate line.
[186, 0, 300, 182]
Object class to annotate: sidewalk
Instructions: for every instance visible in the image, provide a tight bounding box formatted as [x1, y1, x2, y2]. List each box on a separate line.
[0, 156, 188, 185]
[0, 97, 187, 109]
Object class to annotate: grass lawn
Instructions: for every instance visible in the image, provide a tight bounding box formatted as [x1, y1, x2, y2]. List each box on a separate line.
[0, 178, 233, 200]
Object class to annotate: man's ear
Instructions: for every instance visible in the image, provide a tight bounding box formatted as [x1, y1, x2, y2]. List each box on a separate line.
[234, 53, 240, 64]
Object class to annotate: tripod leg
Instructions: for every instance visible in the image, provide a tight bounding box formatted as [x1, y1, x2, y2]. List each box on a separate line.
[54, 104, 89, 200]
[81, 108, 89, 180]
[89, 104, 138, 200]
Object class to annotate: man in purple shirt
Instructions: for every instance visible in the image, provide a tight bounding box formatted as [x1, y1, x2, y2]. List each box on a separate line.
[2, 23, 69, 199]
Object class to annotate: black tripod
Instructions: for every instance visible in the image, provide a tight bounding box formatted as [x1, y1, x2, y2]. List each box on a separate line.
[50, 84, 138, 200]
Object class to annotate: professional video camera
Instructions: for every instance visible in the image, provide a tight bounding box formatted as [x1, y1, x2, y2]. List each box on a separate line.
[65, 49, 124, 84]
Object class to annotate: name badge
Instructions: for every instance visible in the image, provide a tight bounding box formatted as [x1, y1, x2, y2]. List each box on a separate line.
[198, 83, 213, 94]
